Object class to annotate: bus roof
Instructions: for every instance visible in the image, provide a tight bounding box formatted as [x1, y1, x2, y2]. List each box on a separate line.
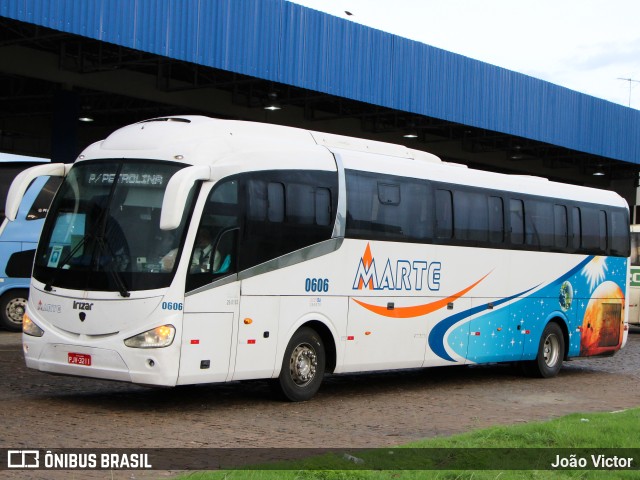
[77, 115, 627, 209]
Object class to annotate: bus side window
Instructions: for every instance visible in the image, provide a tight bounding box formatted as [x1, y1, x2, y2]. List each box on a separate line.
[186, 180, 239, 292]
[610, 210, 630, 257]
[553, 204, 568, 250]
[571, 206, 581, 251]
[435, 189, 453, 239]
[509, 199, 524, 245]
[488, 196, 504, 243]
[581, 207, 607, 253]
[454, 189, 488, 242]
[525, 199, 553, 248]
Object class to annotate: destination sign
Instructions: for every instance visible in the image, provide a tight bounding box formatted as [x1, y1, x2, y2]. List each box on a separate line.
[87, 172, 165, 186]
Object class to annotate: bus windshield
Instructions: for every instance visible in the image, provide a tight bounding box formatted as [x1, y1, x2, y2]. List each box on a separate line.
[33, 160, 195, 293]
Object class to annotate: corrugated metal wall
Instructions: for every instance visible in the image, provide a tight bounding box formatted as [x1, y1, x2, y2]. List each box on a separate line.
[2, 0, 638, 164]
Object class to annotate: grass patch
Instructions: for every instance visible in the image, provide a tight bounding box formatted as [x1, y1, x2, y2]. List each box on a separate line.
[172, 408, 640, 480]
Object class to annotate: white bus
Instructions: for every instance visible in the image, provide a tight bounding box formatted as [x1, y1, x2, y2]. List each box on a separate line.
[7, 116, 630, 401]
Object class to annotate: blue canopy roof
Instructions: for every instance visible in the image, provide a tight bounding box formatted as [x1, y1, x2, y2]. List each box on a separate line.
[2, 0, 638, 164]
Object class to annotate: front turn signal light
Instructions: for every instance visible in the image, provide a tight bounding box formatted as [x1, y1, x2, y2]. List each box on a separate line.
[23, 313, 44, 337]
[124, 324, 175, 348]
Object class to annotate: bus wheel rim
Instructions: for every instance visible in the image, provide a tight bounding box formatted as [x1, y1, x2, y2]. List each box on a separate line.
[6, 297, 27, 325]
[289, 343, 317, 387]
[543, 334, 560, 367]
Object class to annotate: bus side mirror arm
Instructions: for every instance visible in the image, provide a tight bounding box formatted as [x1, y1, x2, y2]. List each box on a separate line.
[5, 163, 70, 221]
[160, 165, 213, 230]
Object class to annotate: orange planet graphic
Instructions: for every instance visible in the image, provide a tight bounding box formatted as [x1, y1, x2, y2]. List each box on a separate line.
[580, 281, 624, 356]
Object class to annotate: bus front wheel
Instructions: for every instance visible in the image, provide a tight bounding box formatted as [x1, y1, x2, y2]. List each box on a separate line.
[0, 289, 28, 332]
[522, 322, 565, 378]
[277, 327, 326, 402]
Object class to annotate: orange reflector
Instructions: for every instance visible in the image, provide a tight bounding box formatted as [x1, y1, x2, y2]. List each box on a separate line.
[497, 328, 502, 331]
[365, 331, 371, 336]
[244, 318, 253, 325]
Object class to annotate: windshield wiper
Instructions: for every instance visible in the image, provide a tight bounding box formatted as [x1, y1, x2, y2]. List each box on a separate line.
[94, 234, 130, 298]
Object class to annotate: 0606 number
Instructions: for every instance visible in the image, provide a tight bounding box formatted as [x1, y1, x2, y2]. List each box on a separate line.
[305, 277, 329, 293]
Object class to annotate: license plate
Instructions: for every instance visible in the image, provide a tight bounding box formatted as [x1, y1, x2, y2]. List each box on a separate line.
[68, 352, 92, 366]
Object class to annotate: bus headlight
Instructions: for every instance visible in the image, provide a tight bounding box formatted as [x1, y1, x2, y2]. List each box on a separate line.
[124, 324, 175, 348]
[23, 313, 44, 337]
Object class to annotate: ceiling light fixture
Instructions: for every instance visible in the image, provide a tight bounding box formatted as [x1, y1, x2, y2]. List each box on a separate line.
[264, 92, 282, 111]
[403, 130, 418, 139]
[78, 105, 94, 122]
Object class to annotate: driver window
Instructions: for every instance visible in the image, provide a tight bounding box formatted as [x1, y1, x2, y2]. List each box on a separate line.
[186, 179, 239, 291]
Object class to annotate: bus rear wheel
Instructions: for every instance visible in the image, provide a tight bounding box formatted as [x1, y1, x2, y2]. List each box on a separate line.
[0, 289, 28, 332]
[277, 327, 326, 402]
[522, 322, 565, 378]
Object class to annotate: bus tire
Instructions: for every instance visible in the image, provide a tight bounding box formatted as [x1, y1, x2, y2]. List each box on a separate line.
[277, 327, 326, 402]
[0, 289, 28, 332]
[522, 322, 564, 378]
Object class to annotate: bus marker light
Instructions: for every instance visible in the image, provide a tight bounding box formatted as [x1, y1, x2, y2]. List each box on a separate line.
[472, 332, 480, 336]
[244, 318, 253, 325]
[365, 331, 371, 336]
[248, 339, 256, 344]
[497, 327, 502, 331]
[523, 330, 531, 335]
[190, 339, 200, 345]
[347, 336, 354, 341]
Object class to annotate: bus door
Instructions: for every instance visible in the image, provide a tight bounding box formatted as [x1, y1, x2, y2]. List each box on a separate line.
[178, 180, 240, 385]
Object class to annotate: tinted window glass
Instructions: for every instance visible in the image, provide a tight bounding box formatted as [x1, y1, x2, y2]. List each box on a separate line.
[488, 196, 504, 243]
[315, 188, 331, 226]
[241, 170, 337, 271]
[582, 207, 606, 252]
[553, 205, 568, 249]
[435, 189, 453, 239]
[287, 183, 314, 224]
[345, 171, 431, 242]
[378, 183, 400, 205]
[611, 210, 629, 257]
[268, 182, 285, 222]
[525, 200, 553, 247]
[571, 207, 581, 250]
[186, 180, 239, 291]
[247, 180, 267, 221]
[454, 190, 488, 242]
[509, 199, 524, 244]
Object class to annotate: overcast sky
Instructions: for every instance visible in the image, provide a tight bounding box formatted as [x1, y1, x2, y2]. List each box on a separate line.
[288, 0, 640, 110]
